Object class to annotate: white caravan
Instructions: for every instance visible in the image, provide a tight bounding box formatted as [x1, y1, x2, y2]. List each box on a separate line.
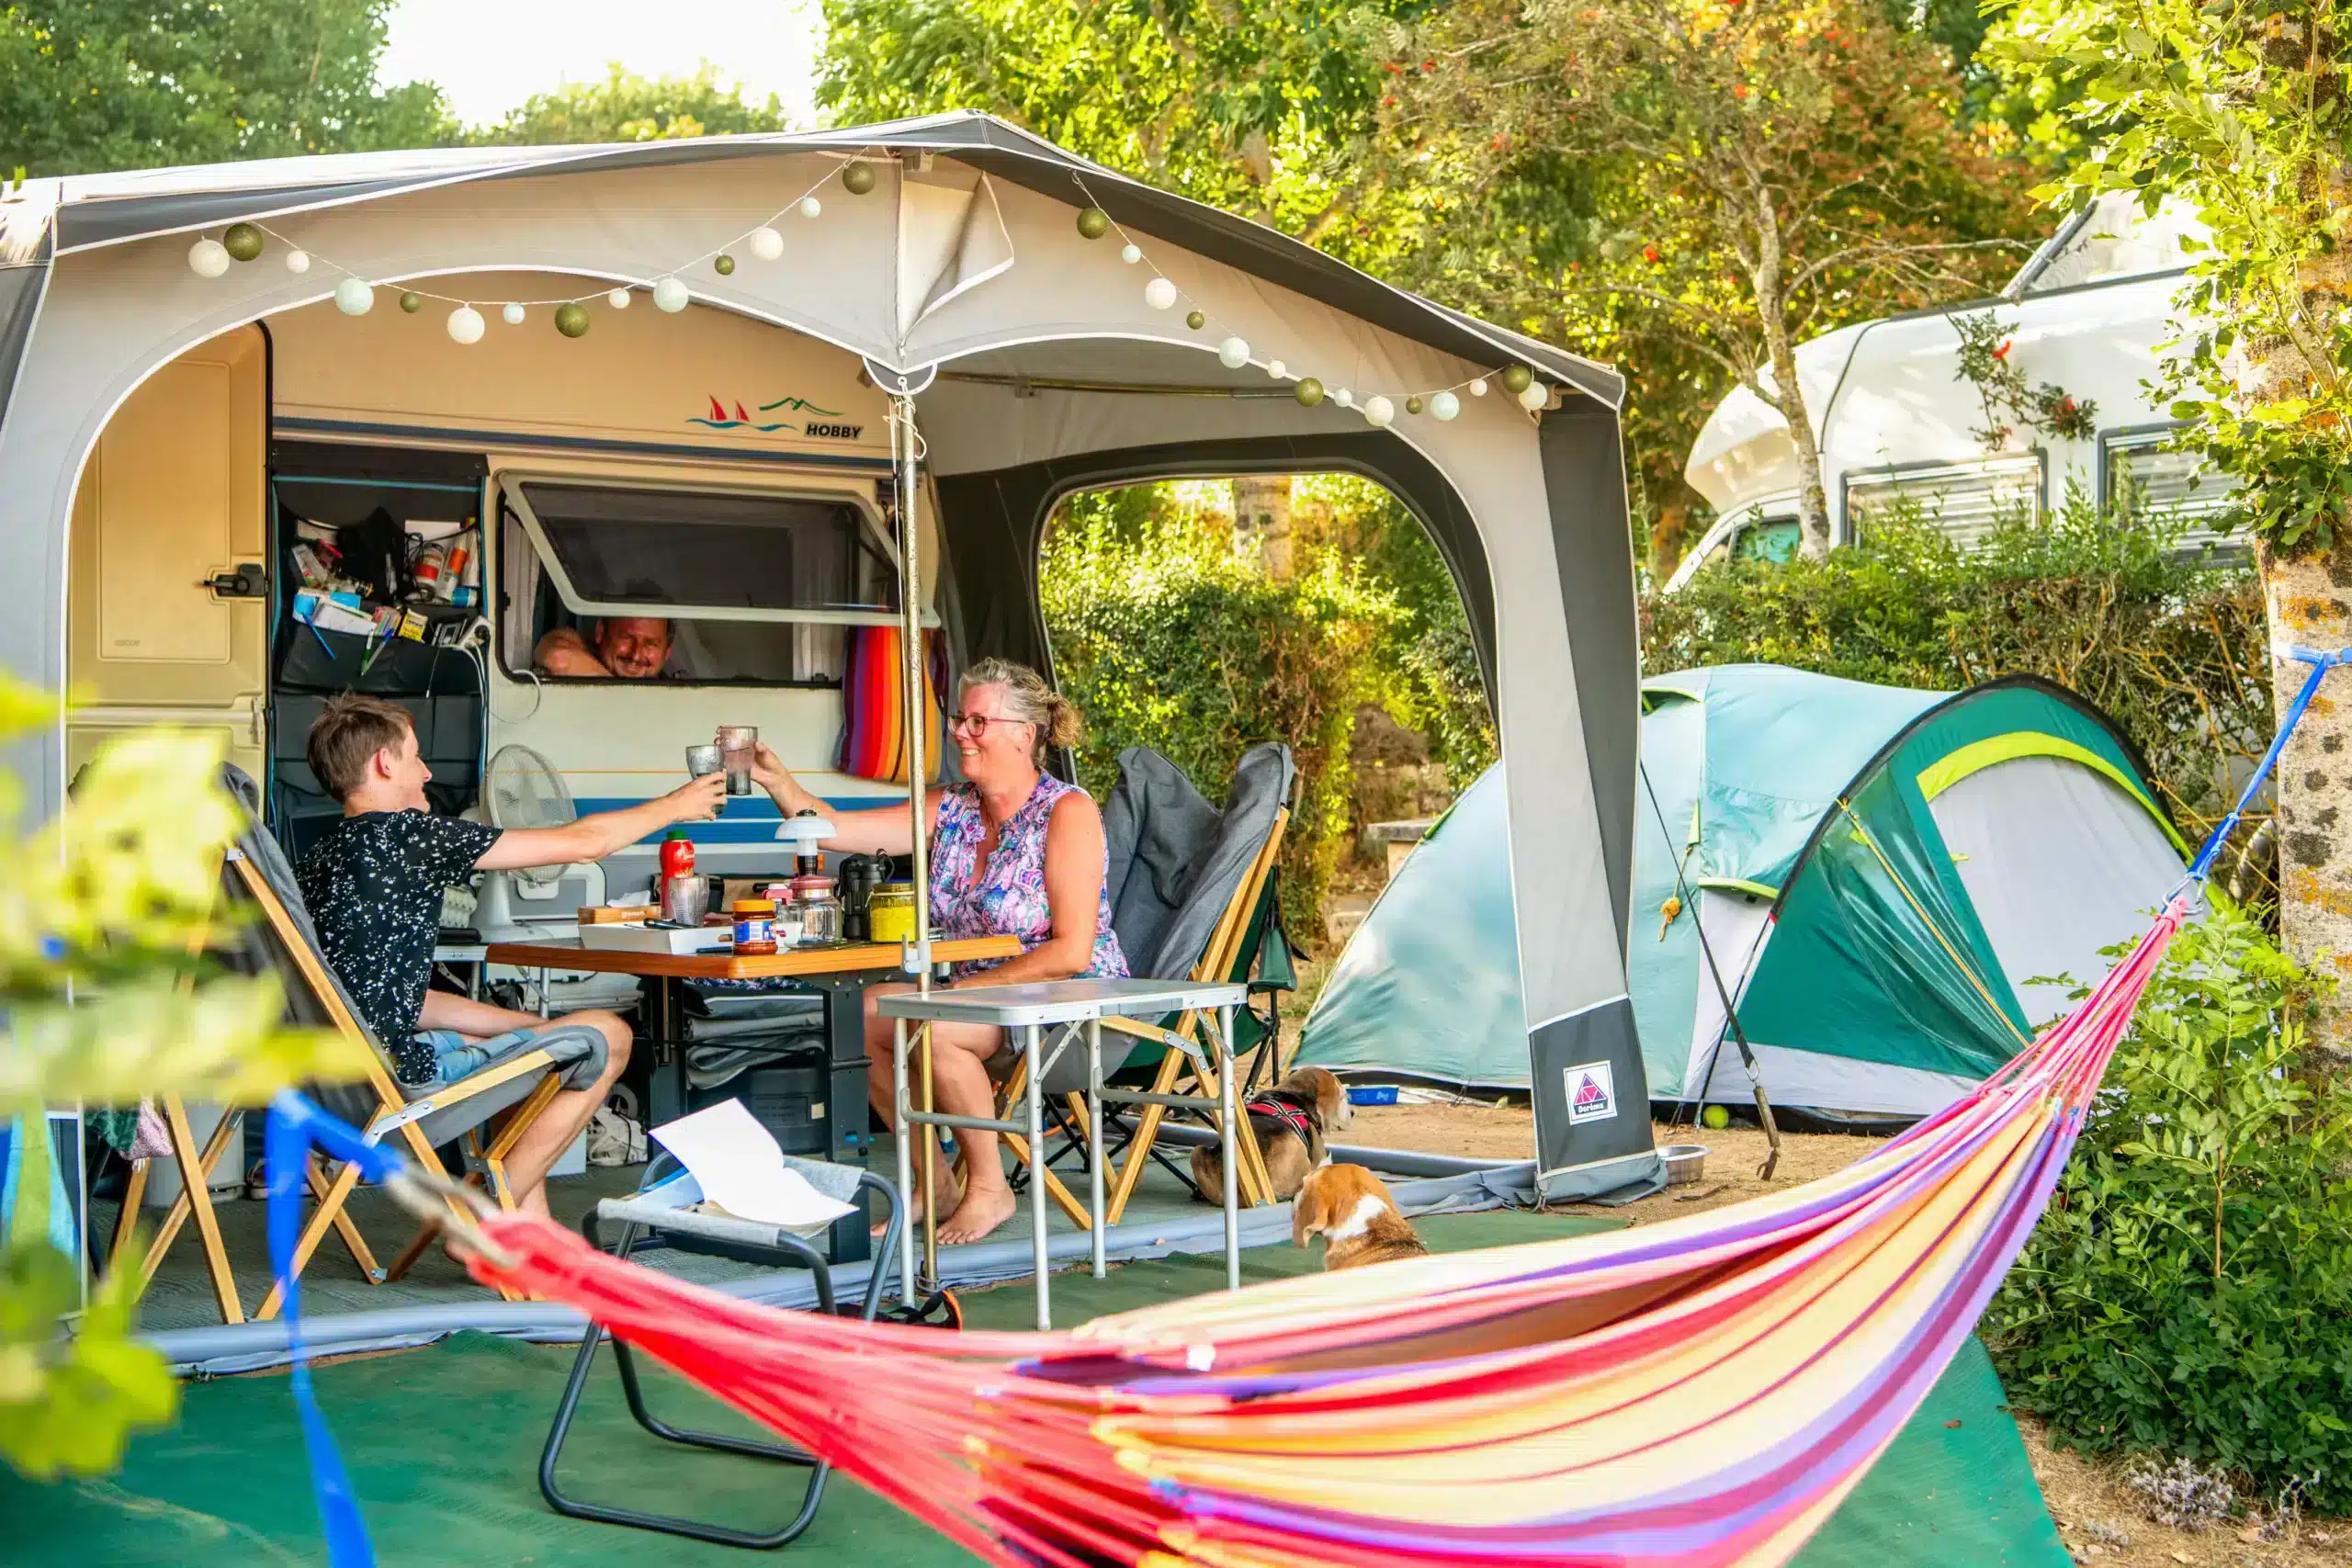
[1673, 194, 2232, 583]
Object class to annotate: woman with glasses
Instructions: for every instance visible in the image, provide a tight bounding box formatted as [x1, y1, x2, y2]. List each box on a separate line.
[751, 657, 1127, 1245]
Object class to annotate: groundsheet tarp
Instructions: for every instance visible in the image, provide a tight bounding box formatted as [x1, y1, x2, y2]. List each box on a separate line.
[10, 1211, 2067, 1568]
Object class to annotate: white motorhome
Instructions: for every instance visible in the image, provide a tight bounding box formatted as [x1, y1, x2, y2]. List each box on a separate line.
[1673, 194, 2232, 584]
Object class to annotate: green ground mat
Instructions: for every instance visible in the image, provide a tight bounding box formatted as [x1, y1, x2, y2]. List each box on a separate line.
[6, 1211, 2066, 1567]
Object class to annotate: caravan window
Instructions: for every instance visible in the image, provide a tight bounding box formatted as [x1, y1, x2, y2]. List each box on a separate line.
[2014, 194, 2203, 296]
[499, 478, 896, 684]
[1844, 454, 2044, 548]
[2101, 427, 2243, 558]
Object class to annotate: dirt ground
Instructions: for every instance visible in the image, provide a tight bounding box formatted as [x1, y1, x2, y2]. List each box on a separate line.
[1355, 1101, 2352, 1568]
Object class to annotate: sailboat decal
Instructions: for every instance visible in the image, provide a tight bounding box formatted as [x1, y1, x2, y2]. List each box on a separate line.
[688, 392, 794, 433]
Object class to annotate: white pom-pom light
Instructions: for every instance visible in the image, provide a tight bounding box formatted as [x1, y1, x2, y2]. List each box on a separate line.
[1363, 394, 1395, 427]
[1216, 336, 1250, 369]
[1518, 381, 1549, 410]
[1430, 390, 1461, 422]
[1470, 378, 1489, 397]
[334, 278, 374, 315]
[284, 250, 312, 275]
[188, 239, 231, 278]
[749, 226, 785, 262]
[502, 302, 526, 326]
[1144, 277, 1179, 310]
[1331, 388, 1353, 409]
[1267, 360, 1286, 379]
[607, 288, 630, 309]
[799, 197, 822, 219]
[1122, 243, 1142, 265]
[653, 277, 691, 313]
[447, 305, 485, 344]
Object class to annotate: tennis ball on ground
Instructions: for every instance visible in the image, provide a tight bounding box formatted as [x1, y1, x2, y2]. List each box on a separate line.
[1702, 1104, 1731, 1131]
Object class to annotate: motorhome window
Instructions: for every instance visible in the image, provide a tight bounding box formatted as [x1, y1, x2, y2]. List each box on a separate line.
[519, 482, 894, 614]
[2104, 430, 2241, 558]
[1731, 517, 1802, 564]
[1845, 455, 2043, 548]
[2016, 194, 2202, 296]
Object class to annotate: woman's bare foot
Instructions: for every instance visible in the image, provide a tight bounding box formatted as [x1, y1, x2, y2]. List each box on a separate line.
[936, 1180, 1020, 1246]
[876, 1175, 963, 1237]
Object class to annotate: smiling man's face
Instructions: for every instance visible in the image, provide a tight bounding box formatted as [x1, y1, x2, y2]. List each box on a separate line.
[594, 616, 673, 678]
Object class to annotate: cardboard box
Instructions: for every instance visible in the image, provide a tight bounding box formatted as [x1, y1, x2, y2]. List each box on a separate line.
[577, 921, 734, 956]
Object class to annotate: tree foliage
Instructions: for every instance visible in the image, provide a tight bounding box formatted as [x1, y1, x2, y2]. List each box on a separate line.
[1386, 0, 2040, 555]
[1, 683, 361, 1480]
[0, 0, 453, 176]
[469, 64, 790, 146]
[1992, 0, 2352, 554]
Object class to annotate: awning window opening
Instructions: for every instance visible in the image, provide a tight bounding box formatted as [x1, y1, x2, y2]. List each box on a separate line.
[502, 476, 917, 626]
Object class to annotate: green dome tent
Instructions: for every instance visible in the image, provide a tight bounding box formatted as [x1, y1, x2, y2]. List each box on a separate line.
[1297, 664, 2189, 1118]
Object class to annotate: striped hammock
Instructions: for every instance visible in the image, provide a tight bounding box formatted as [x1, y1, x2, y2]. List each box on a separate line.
[451, 897, 2183, 1568]
[836, 625, 946, 785]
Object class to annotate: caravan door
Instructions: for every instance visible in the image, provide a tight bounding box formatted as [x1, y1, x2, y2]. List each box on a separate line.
[66, 326, 269, 781]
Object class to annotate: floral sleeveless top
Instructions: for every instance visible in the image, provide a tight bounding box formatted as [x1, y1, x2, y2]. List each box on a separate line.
[930, 774, 1129, 980]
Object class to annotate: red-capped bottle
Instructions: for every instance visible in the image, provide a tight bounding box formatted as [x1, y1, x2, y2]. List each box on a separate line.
[661, 827, 695, 884]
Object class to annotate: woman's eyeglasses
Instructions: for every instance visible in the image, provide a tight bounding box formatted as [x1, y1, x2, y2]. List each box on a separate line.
[947, 711, 1031, 738]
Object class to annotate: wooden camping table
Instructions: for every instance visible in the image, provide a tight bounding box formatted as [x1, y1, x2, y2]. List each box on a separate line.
[482, 934, 1020, 1264]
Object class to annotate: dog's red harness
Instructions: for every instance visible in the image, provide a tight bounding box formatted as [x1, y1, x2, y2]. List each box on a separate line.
[1246, 1096, 1318, 1143]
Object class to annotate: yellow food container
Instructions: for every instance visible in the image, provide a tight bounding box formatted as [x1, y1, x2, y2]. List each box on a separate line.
[868, 884, 918, 944]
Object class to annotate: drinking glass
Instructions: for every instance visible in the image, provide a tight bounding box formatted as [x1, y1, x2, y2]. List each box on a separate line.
[684, 743, 723, 778]
[662, 874, 708, 927]
[717, 725, 759, 796]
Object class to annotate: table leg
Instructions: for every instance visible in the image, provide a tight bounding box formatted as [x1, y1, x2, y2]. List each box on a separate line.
[1219, 1004, 1239, 1292]
[894, 1015, 914, 1308]
[1028, 1021, 1049, 1331]
[645, 978, 685, 1131]
[816, 976, 873, 1268]
[1087, 1017, 1106, 1280]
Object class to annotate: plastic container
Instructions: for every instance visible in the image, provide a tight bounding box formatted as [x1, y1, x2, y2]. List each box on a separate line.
[731, 898, 778, 955]
[868, 883, 918, 944]
[1346, 1085, 1401, 1106]
[660, 828, 695, 884]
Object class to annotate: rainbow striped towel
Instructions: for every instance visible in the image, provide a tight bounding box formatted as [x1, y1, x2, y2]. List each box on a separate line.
[837, 626, 945, 784]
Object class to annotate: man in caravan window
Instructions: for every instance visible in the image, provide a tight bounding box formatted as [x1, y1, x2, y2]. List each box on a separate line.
[533, 615, 675, 679]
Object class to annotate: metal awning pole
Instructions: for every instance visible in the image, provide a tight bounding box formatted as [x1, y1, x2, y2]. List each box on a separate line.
[888, 388, 939, 1290]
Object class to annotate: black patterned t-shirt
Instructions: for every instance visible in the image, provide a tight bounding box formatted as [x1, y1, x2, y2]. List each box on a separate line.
[296, 810, 503, 1084]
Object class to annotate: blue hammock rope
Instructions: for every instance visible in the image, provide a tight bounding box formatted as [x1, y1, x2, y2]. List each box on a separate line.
[259, 647, 2352, 1568]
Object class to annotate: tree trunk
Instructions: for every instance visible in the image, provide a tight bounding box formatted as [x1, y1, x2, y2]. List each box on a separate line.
[1758, 300, 1832, 559]
[1233, 475, 1295, 581]
[1650, 503, 1689, 580]
[2261, 536, 2352, 1061]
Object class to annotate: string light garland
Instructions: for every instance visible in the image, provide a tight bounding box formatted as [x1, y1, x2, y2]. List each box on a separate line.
[175, 151, 1562, 420]
[1067, 187, 1555, 424]
[181, 157, 872, 344]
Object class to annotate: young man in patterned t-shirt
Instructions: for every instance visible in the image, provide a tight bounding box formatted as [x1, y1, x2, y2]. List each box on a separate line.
[295, 694, 724, 1215]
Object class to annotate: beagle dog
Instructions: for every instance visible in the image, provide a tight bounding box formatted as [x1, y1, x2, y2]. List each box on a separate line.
[1292, 1161, 1429, 1271]
[1191, 1065, 1352, 1201]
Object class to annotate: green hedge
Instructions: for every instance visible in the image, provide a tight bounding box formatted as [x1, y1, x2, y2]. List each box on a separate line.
[1042, 496, 1401, 944]
[1644, 501, 2267, 850]
[1984, 904, 2352, 1507]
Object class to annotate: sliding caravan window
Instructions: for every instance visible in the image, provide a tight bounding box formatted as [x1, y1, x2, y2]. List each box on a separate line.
[498, 474, 926, 684]
[1844, 453, 2044, 549]
[2099, 425, 2243, 559]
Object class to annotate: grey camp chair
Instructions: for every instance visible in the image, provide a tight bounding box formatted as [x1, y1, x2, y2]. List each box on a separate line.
[991, 745, 1295, 1221]
[218, 765, 612, 1317]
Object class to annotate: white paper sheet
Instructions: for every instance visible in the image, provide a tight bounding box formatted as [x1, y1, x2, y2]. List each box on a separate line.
[649, 1100, 856, 1232]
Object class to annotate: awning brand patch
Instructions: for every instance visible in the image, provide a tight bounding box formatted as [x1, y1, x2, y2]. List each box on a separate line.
[1566, 1061, 1617, 1124]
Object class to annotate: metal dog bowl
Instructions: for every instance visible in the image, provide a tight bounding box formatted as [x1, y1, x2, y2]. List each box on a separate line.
[1661, 1144, 1710, 1185]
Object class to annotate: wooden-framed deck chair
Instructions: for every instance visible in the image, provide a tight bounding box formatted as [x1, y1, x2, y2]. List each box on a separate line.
[993, 743, 1296, 1224]
[215, 764, 613, 1318]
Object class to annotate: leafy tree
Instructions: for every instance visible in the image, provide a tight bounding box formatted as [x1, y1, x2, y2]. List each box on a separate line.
[0, 0, 453, 176]
[817, 0, 1437, 270]
[469, 64, 791, 146]
[1388, 0, 2039, 558]
[1992, 0, 2352, 1049]
[1, 685, 361, 1478]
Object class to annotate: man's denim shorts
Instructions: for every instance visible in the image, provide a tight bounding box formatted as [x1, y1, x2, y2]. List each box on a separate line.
[411, 1026, 543, 1086]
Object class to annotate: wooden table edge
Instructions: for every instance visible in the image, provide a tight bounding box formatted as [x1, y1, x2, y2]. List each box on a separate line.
[481, 933, 1022, 979]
